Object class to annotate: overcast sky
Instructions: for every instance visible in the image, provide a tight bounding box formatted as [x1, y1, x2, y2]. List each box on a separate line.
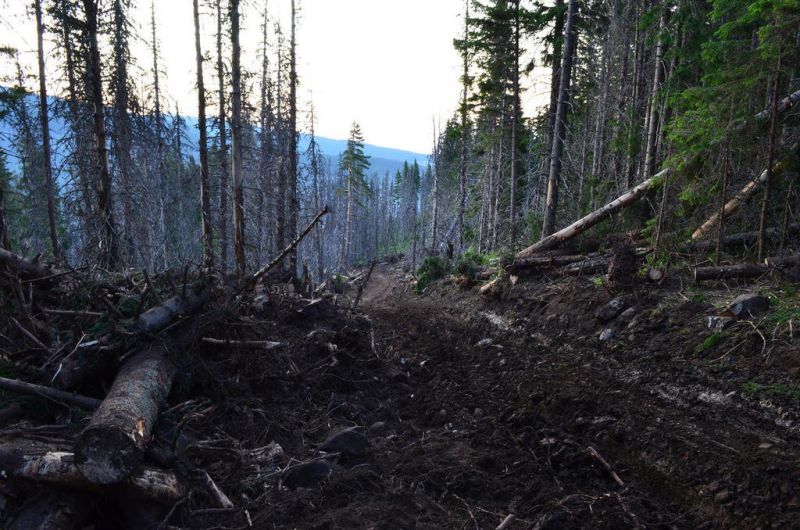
[1, 0, 549, 154]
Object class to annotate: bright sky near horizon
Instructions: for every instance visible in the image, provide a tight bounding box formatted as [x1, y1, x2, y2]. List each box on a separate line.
[1, 0, 549, 154]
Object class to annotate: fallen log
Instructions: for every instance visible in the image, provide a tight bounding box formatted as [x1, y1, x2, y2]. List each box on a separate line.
[563, 256, 610, 276]
[8, 490, 91, 530]
[691, 157, 793, 242]
[0, 376, 100, 410]
[74, 334, 182, 485]
[0, 248, 57, 282]
[693, 263, 769, 282]
[754, 88, 800, 121]
[690, 224, 800, 252]
[765, 254, 800, 268]
[0, 439, 185, 503]
[134, 281, 215, 335]
[517, 169, 669, 258]
[506, 254, 587, 274]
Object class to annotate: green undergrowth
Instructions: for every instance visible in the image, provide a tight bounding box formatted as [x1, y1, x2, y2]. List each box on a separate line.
[695, 332, 724, 354]
[742, 382, 800, 400]
[415, 256, 450, 293]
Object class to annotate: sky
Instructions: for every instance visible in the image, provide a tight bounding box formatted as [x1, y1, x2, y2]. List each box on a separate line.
[0, 0, 550, 154]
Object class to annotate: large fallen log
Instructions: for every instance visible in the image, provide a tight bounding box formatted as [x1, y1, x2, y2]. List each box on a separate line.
[0, 248, 57, 282]
[690, 223, 800, 252]
[0, 439, 185, 503]
[691, 156, 793, 242]
[506, 254, 587, 274]
[765, 254, 800, 268]
[53, 282, 216, 390]
[73, 325, 193, 485]
[8, 491, 91, 530]
[563, 256, 610, 276]
[517, 169, 669, 258]
[0, 376, 100, 410]
[693, 263, 769, 282]
[754, 88, 800, 121]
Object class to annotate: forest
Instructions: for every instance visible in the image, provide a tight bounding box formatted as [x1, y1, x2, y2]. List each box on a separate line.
[0, 0, 799, 528]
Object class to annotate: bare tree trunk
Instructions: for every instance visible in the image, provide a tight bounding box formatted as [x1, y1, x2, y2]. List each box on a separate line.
[643, 11, 667, 185]
[230, 0, 246, 278]
[287, 0, 299, 280]
[0, 183, 9, 250]
[83, 0, 118, 269]
[112, 0, 134, 266]
[758, 53, 782, 262]
[458, 0, 470, 249]
[216, 0, 229, 271]
[34, 0, 63, 264]
[431, 119, 439, 253]
[150, 4, 169, 269]
[194, 0, 214, 268]
[541, 0, 577, 238]
[509, 0, 520, 245]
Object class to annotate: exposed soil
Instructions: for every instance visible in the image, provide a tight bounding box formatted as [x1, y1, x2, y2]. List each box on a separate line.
[4, 263, 799, 529]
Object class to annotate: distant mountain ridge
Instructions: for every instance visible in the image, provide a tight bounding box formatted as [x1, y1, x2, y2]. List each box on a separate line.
[0, 92, 429, 178]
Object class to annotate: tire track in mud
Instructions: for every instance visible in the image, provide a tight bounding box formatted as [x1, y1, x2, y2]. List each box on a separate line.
[363, 268, 800, 529]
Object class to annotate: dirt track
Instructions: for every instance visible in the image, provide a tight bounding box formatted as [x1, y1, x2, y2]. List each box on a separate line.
[344, 265, 800, 529]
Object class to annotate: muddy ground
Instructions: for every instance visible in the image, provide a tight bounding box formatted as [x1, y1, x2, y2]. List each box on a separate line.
[177, 263, 798, 529]
[4, 262, 799, 529]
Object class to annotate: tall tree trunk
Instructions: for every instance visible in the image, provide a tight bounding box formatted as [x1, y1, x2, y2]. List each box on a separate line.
[758, 53, 782, 262]
[287, 0, 299, 280]
[309, 109, 324, 280]
[343, 171, 353, 268]
[544, 0, 566, 181]
[275, 34, 286, 254]
[150, 3, 168, 269]
[34, 0, 63, 263]
[541, 0, 577, 238]
[230, 0, 246, 278]
[509, 0, 521, 246]
[112, 0, 135, 265]
[458, 0, 470, 249]
[431, 120, 439, 253]
[643, 11, 666, 183]
[194, 0, 214, 268]
[216, 0, 229, 271]
[83, 0, 118, 269]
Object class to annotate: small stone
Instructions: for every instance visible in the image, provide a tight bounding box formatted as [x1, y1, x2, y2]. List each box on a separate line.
[319, 427, 370, 458]
[439, 409, 447, 416]
[707, 316, 735, 333]
[714, 490, 732, 504]
[599, 329, 616, 342]
[368, 422, 387, 435]
[618, 307, 638, 322]
[282, 460, 333, 489]
[473, 408, 485, 418]
[476, 338, 494, 348]
[595, 295, 635, 323]
[728, 294, 770, 319]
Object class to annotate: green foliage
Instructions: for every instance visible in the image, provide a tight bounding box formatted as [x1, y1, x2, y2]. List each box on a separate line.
[764, 287, 800, 327]
[743, 382, 800, 400]
[415, 256, 451, 294]
[695, 332, 724, 354]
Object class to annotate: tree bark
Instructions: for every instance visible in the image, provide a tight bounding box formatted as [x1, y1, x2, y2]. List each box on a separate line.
[74, 348, 177, 485]
[230, 0, 246, 279]
[34, 0, 63, 264]
[458, 0, 470, 249]
[0, 248, 57, 282]
[112, 0, 134, 265]
[0, 439, 185, 503]
[509, 0, 521, 245]
[83, 0, 118, 270]
[216, 0, 229, 271]
[0, 376, 100, 410]
[694, 263, 769, 282]
[758, 55, 782, 262]
[541, 0, 578, 238]
[194, 0, 214, 269]
[287, 0, 299, 280]
[520, 169, 667, 258]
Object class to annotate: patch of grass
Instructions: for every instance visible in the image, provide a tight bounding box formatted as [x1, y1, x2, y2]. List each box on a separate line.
[764, 287, 800, 327]
[415, 256, 451, 294]
[742, 382, 800, 400]
[694, 332, 724, 354]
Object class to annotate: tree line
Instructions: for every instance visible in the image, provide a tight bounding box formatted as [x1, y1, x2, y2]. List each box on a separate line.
[1, 0, 798, 283]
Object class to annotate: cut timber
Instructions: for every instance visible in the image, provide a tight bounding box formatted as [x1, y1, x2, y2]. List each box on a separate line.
[765, 254, 800, 268]
[563, 256, 610, 276]
[694, 263, 769, 282]
[691, 160, 791, 242]
[518, 169, 668, 258]
[135, 282, 215, 335]
[0, 376, 100, 410]
[9, 491, 90, 530]
[0, 439, 185, 503]
[755, 88, 800, 121]
[74, 328, 190, 484]
[506, 254, 587, 274]
[690, 224, 800, 251]
[0, 248, 57, 282]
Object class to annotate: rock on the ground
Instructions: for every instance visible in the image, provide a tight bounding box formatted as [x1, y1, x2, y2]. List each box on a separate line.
[476, 338, 494, 348]
[282, 460, 334, 489]
[728, 294, 770, 319]
[599, 329, 616, 342]
[707, 316, 735, 333]
[618, 307, 639, 322]
[595, 295, 635, 323]
[319, 427, 371, 458]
